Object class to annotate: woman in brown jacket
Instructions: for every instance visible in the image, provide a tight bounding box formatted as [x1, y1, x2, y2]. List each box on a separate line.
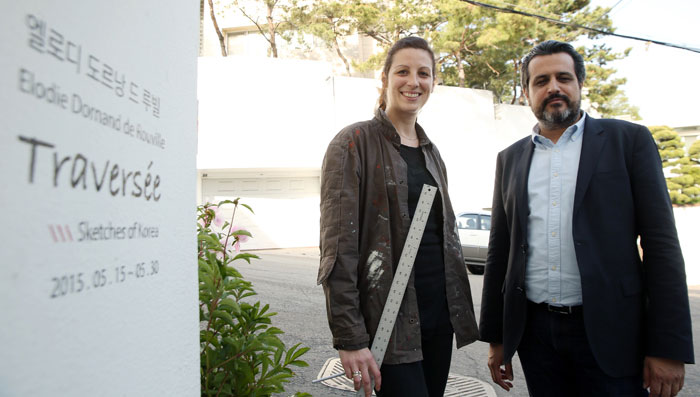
[318, 36, 479, 397]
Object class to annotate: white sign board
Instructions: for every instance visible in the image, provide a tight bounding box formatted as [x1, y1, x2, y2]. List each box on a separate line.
[0, 1, 199, 395]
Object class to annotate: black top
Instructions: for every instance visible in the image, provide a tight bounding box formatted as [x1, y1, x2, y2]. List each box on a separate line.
[399, 144, 453, 337]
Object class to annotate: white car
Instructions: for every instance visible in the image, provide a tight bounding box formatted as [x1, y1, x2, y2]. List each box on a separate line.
[456, 211, 491, 275]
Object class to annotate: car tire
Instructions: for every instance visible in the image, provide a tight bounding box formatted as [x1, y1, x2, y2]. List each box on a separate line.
[467, 264, 484, 275]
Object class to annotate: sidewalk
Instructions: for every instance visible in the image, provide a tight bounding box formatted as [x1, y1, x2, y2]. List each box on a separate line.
[247, 246, 320, 259]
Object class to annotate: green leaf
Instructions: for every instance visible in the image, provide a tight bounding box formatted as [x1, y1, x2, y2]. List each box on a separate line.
[240, 203, 255, 214]
[217, 199, 239, 206]
[218, 298, 241, 315]
[232, 229, 253, 238]
[212, 310, 235, 326]
[232, 253, 260, 264]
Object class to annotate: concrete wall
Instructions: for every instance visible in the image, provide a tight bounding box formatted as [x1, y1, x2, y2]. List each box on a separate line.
[197, 56, 334, 169]
[674, 206, 700, 285]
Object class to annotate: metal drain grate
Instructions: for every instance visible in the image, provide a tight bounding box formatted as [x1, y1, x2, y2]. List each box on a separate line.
[316, 357, 376, 395]
[316, 358, 496, 397]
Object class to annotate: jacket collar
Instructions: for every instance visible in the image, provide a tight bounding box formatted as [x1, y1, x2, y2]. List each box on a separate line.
[573, 115, 607, 215]
[375, 108, 431, 148]
[516, 138, 535, 238]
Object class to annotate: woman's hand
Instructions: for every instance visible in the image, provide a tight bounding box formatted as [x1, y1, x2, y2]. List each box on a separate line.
[339, 348, 382, 397]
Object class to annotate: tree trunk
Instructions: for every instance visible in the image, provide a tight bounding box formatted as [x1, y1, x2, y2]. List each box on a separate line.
[511, 58, 518, 104]
[199, 0, 204, 56]
[334, 37, 351, 76]
[266, 2, 278, 57]
[456, 52, 465, 88]
[208, 0, 227, 56]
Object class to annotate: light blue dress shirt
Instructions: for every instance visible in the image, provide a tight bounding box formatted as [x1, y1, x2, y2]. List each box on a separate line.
[525, 113, 586, 306]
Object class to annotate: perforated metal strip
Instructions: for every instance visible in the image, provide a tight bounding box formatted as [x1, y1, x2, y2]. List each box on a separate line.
[357, 184, 436, 396]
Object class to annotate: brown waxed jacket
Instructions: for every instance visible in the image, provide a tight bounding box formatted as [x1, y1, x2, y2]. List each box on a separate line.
[318, 109, 479, 364]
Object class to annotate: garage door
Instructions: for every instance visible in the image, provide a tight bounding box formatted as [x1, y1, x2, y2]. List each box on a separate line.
[201, 174, 320, 250]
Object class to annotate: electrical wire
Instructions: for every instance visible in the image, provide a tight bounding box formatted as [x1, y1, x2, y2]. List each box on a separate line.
[460, 0, 700, 54]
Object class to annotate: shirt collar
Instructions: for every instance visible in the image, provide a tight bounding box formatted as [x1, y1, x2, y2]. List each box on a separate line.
[530, 111, 587, 146]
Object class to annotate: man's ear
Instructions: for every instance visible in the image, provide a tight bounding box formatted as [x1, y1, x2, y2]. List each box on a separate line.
[523, 85, 530, 101]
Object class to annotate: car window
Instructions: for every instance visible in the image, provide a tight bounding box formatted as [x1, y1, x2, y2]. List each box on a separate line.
[458, 214, 478, 230]
[480, 215, 491, 230]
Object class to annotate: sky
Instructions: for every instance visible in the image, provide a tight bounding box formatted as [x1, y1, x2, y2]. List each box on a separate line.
[585, 0, 700, 127]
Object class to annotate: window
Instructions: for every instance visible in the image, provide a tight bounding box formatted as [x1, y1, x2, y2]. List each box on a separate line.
[225, 30, 268, 57]
[480, 215, 491, 230]
[458, 214, 478, 230]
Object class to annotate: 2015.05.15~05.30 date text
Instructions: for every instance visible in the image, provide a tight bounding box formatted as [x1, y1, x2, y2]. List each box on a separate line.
[49, 260, 160, 299]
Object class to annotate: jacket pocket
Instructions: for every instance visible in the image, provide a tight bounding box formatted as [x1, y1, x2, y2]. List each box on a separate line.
[317, 255, 337, 285]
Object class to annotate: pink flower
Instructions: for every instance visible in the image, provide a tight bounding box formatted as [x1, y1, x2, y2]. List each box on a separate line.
[231, 226, 250, 253]
[212, 206, 225, 228]
[217, 226, 251, 256]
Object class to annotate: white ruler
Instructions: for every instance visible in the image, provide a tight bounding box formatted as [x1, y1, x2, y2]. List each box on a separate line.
[357, 184, 437, 396]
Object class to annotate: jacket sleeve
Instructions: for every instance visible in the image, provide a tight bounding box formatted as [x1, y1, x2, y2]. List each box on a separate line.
[318, 132, 370, 350]
[631, 125, 694, 363]
[479, 151, 510, 344]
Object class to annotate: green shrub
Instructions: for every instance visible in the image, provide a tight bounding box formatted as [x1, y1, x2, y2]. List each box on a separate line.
[198, 200, 310, 396]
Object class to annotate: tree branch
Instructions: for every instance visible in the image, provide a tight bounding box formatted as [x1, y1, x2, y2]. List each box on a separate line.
[208, 0, 227, 56]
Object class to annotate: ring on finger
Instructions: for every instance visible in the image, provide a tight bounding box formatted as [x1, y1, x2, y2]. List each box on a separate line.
[352, 370, 362, 378]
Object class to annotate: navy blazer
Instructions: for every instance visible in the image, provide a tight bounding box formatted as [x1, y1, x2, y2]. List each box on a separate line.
[479, 116, 694, 377]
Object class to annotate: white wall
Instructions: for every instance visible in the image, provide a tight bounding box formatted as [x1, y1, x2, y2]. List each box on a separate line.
[197, 56, 334, 170]
[1, 1, 199, 395]
[674, 206, 700, 285]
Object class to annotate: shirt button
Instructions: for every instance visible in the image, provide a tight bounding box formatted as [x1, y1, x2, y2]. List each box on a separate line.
[552, 265, 557, 270]
[552, 297, 557, 303]
[551, 232, 556, 237]
[552, 201, 557, 207]
[553, 172, 559, 177]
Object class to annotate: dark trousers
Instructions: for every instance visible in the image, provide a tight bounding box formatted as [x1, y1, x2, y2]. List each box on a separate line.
[517, 301, 648, 397]
[375, 332, 453, 397]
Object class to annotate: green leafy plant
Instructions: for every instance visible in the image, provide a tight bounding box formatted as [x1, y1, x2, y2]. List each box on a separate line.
[198, 199, 310, 396]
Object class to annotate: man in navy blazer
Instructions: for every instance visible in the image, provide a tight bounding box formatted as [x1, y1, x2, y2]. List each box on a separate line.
[479, 40, 693, 397]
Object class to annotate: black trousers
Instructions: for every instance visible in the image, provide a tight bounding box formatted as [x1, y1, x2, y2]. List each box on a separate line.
[375, 332, 453, 397]
[517, 301, 648, 397]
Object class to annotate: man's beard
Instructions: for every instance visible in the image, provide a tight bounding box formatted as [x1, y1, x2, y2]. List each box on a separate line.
[535, 93, 580, 130]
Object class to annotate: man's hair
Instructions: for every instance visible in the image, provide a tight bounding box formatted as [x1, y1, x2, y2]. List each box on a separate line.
[378, 36, 436, 110]
[521, 40, 586, 90]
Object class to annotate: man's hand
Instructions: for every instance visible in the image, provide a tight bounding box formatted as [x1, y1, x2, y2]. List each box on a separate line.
[339, 348, 381, 397]
[644, 356, 684, 397]
[488, 343, 514, 391]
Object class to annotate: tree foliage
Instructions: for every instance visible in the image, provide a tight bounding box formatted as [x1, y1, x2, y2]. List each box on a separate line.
[287, 0, 356, 75]
[285, 0, 637, 118]
[579, 44, 639, 119]
[650, 126, 700, 205]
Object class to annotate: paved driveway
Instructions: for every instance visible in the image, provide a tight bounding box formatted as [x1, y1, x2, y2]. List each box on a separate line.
[235, 248, 700, 396]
